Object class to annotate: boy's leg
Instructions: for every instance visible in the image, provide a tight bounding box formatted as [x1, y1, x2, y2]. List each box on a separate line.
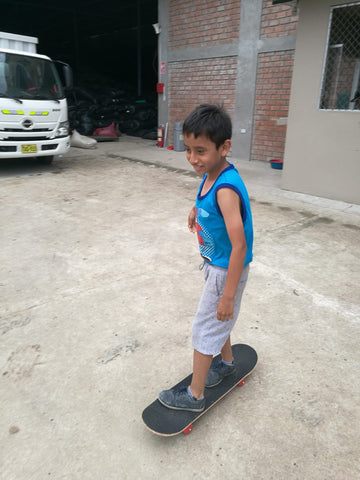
[158, 349, 210, 412]
[221, 336, 233, 362]
[205, 336, 235, 388]
[189, 349, 213, 399]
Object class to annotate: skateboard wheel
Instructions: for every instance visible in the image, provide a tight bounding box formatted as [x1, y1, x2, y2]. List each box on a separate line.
[183, 424, 193, 435]
[238, 378, 246, 387]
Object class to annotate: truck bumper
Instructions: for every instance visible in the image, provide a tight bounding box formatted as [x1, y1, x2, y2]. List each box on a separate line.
[0, 136, 71, 159]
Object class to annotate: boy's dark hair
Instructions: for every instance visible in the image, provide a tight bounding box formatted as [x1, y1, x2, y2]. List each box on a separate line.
[182, 104, 232, 149]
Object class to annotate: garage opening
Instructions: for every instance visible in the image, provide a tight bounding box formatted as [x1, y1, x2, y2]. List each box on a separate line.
[0, 0, 159, 139]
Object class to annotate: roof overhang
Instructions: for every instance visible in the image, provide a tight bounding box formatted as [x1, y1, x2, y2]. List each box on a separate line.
[272, 0, 293, 4]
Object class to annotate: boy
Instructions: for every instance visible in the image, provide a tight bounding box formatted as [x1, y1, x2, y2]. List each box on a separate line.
[159, 104, 253, 412]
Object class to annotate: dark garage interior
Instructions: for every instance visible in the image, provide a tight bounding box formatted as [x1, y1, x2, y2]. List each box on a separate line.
[0, 0, 159, 138]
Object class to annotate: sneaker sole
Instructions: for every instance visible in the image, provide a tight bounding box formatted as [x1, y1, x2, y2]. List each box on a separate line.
[205, 379, 222, 388]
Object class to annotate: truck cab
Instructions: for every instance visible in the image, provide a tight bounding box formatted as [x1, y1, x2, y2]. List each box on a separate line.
[0, 32, 72, 164]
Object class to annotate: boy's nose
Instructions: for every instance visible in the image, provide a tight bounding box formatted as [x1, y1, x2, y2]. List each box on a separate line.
[188, 151, 197, 164]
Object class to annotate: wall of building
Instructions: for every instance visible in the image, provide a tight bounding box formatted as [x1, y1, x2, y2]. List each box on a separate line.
[251, 50, 293, 162]
[251, 1, 298, 162]
[159, 0, 298, 162]
[168, 0, 241, 50]
[165, 0, 241, 144]
[169, 57, 238, 123]
[282, 0, 360, 204]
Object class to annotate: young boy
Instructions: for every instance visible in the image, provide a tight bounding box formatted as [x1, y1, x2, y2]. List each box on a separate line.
[158, 104, 253, 412]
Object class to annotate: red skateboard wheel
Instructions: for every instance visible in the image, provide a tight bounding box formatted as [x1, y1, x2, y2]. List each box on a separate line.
[183, 424, 193, 434]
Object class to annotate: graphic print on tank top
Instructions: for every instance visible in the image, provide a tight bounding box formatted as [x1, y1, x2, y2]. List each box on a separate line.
[196, 207, 214, 262]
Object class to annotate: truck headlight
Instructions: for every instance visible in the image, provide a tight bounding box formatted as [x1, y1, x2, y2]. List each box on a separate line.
[56, 121, 70, 137]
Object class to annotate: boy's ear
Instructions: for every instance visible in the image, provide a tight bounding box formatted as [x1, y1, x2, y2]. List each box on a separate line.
[221, 139, 232, 156]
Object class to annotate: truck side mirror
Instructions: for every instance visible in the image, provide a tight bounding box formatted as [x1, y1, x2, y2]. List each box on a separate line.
[55, 61, 73, 89]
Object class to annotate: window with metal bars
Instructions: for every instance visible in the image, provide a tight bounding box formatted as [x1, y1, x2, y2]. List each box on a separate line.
[320, 2, 360, 111]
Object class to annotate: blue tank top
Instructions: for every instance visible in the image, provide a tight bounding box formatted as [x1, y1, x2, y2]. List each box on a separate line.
[195, 163, 253, 268]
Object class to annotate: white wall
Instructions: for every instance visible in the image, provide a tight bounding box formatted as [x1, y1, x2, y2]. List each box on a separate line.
[282, 0, 360, 204]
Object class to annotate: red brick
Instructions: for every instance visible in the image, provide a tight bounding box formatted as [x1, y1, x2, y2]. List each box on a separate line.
[251, 50, 294, 162]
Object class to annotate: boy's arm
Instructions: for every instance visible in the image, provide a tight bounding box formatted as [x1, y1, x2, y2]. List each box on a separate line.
[188, 205, 197, 233]
[216, 188, 247, 322]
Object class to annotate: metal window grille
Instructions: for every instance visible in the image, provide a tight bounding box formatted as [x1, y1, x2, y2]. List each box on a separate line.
[320, 2, 360, 110]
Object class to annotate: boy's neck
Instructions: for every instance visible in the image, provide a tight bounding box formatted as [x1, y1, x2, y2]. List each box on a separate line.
[206, 157, 229, 181]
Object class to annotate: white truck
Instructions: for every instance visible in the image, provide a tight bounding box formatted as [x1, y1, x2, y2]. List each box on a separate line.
[0, 31, 72, 164]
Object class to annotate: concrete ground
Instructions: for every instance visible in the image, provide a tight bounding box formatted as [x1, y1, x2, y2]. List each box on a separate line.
[0, 136, 359, 480]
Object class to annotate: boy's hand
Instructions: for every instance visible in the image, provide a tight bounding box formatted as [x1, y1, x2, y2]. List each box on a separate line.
[188, 205, 197, 233]
[217, 295, 234, 322]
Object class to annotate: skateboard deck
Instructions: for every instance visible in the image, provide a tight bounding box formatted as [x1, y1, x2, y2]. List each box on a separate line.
[142, 343, 257, 436]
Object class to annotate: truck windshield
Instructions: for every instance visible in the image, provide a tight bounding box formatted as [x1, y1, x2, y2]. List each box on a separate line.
[0, 51, 64, 101]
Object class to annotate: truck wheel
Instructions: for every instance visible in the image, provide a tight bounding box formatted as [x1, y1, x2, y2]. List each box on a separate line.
[37, 156, 54, 165]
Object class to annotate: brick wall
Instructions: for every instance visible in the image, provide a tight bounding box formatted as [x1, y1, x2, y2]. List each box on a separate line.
[167, 0, 240, 144]
[169, 0, 241, 50]
[169, 57, 238, 130]
[261, 0, 298, 38]
[251, 50, 294, 162]
[250, 1, 299, 162]
[167, 0, 299, 161]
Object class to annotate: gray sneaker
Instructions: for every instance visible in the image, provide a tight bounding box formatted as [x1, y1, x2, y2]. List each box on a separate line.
[158, 386, 205, 412]
[205, 361, 235, 388]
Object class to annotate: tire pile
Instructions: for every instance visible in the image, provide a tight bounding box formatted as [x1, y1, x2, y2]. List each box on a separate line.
[67, 80, 157, 140]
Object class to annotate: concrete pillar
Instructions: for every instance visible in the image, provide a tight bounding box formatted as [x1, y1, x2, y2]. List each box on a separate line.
[232, 0, 263, 161]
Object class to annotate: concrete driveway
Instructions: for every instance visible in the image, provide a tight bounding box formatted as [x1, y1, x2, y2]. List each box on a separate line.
[1, 137, 359, 479]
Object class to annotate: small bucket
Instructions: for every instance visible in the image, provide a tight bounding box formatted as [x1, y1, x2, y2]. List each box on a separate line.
[270, 159, 283, 170]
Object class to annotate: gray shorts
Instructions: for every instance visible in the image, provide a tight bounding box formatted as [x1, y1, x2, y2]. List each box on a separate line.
[192, 262, 249, 355]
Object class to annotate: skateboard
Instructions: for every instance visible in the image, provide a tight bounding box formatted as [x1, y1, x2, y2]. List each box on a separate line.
[142, 343, 257, 436]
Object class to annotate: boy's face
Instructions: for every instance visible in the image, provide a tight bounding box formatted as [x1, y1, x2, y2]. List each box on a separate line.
[184, 133, 231, 177]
